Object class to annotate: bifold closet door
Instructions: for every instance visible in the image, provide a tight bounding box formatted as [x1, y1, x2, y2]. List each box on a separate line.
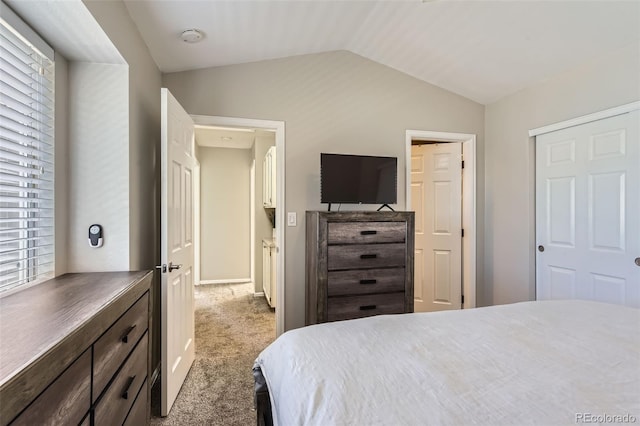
[536, 110, 639, 307]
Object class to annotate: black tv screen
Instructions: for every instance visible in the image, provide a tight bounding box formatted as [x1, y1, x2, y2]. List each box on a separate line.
[321, 153, 397, 205]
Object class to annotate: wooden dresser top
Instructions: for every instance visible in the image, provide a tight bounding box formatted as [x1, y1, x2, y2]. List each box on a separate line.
[0, 271, 152, 388]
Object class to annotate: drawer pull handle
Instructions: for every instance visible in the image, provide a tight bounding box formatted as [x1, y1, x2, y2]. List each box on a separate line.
[360, 254, 377, 259]
[359, 305, 377, 311]
[122, 375, 136, 400]
[360, 230, 377, 235]
[121, 324, 137, 343]
[360, 279, 377, 285]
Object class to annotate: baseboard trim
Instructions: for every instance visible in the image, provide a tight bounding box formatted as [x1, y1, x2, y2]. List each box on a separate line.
[253, 292, 265, 298]
[198, 278, 252, 285]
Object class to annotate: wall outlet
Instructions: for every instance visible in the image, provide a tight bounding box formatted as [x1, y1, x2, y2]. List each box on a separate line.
[287, 212, 297, 227]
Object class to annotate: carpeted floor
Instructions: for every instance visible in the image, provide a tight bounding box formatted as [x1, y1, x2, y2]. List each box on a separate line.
[150, 282, 276, 425]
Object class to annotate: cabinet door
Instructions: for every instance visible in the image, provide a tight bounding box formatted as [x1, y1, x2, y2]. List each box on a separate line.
[263, 155, 269, 207]
[270, 245, 277, 308]
[262, 242, 271, 304]
[270, 147, 276, 207]
[262, 147, 276, 208]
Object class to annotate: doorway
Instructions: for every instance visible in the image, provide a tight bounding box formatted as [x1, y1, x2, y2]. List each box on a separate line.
[192, 115, 286, 336]
[405, 130, 477, 310]
[411, 141, 463, 311]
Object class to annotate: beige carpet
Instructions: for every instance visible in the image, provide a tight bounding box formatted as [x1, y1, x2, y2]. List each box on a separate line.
[150, 282, 276, 425]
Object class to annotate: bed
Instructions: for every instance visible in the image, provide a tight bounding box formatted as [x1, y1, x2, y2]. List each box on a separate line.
[253, 300, 640, 426]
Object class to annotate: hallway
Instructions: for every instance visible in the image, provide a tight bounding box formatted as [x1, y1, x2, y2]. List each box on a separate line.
[150, 283, 275, 425]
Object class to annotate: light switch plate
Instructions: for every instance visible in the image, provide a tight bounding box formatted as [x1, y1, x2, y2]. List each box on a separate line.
[287, 212, 297, 227]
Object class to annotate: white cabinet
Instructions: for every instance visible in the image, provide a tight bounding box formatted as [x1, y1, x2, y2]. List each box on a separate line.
[262, 239, 276, 308]
[263, 146, 276, 208]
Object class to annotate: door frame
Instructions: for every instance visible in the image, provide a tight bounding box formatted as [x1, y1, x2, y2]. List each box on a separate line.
[405, 130, 477, 308]
[191, 114, 286, 336]
[194, 160, 201, 292]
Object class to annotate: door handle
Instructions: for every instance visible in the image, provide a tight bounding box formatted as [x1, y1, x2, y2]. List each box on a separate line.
[121, 375, 136, 400]
[121, 324, 137, 343]
[155, 262, 182, 273]
[635, 257, 640, 267]
[168, 262, 182, 272]
[360, 254, 377, 260]
[538, 245, 545, 252]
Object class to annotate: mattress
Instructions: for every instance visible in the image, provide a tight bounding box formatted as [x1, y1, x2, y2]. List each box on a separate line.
[254, 300, 640, 426]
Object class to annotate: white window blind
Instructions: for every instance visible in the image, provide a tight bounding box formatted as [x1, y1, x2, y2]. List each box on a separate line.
[0, 9, 55, 294]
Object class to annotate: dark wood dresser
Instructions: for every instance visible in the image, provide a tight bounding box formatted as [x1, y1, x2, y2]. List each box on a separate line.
[0, 271, 153, 426]
[306, 211, 414, 325]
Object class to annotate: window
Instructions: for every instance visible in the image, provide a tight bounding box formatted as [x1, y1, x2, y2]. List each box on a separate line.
[0, 6, 55, 294]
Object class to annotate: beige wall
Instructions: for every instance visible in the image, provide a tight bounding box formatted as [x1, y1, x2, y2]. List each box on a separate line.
[82, 0, 163, 372]
[254, 131, 276, 293]
[67, 62, 129, 271]
[163, 50, 485, 330]
[484, 43, 640, 306]
[199, 147, 252, 281]
[82, 0, 162, 272]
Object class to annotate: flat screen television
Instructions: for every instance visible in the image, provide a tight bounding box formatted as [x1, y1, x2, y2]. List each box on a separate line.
[320, 153, 397, 209]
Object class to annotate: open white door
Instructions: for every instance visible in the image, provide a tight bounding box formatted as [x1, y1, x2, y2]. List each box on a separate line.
[160, 88, 196, 415]
[536, 110, 639, 306]
[411, 142, 463, 312]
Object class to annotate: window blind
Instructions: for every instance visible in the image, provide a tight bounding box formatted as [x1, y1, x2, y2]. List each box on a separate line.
[0, 11, 55, 294]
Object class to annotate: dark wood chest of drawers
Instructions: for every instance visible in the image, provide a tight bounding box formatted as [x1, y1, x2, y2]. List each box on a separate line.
[306, 211, 414, 325]
[0, 271, 152, 426]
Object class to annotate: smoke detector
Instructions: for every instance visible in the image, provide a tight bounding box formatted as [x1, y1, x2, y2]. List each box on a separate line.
[180, 29, 204, 43]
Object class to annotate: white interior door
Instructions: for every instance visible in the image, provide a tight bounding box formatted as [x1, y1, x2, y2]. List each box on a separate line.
[536, 110, 639, 307]
[411, 143, 463, 312]
[160, 88, 196, 416]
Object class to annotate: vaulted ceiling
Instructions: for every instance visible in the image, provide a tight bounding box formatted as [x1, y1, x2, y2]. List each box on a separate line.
[124, 1, 639, 105]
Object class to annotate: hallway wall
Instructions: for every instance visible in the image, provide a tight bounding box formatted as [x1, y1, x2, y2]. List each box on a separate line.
[200, 147, 252, 282]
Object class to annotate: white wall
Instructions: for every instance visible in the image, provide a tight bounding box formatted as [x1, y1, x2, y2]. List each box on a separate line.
[484, 42, 640, 306]
[81, 0, 162, 273]
[254, 131, 276, 293]
[67, 62, 129, 271]
[163, 50, 485, 330]
[199, 147, 252, 281]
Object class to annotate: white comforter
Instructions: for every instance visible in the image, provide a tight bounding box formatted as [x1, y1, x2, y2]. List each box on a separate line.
[255, 300, 640, 426]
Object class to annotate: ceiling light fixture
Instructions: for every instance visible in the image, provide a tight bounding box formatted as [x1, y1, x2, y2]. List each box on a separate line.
[180, 29, 204, 43]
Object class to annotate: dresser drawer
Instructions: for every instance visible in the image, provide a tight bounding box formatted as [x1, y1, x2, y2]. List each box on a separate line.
[11, 350, 91, 426]
[328, 222, 406, 245]
[123, 378, 148, 426]
[80, 414, 90, 426]
[328, 243, 406, 270]
[94, 332, 148, 426]
[327, 293, 405, 322]
[328, 268, 405, 296]
[93, 292, 148, 401]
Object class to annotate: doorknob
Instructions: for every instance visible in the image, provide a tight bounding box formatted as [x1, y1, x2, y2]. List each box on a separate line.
[538, 245, 545, 252]
[155, 263, 182, 273]
[168, 262, 182, 272]
[635, 257, 640, 267]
